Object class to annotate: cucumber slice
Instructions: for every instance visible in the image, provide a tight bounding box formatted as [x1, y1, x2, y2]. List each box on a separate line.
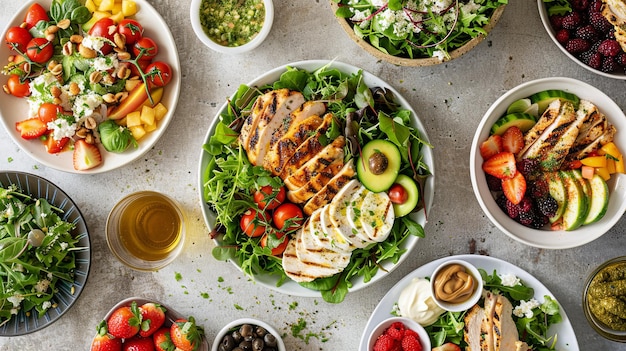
[546, 172, 567, 223]
[490, 113, 537, 135]
[529, 89, 580, 115]
[507, 98, 532, 114]
[560, 171, 588, 231]
[583, 174, 609, 225]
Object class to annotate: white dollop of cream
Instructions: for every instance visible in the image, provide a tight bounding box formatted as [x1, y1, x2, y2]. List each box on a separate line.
[397, 277, 445, 326]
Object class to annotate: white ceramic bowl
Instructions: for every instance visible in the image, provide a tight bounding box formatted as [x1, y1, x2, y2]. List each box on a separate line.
[470, 77, 626, 249]
[190, 0, 274, 54]
[430, 259, 483, 313]
[537, 0, 626, 80]
[367, 317, 431, 351]
[211, 318, 285, 351]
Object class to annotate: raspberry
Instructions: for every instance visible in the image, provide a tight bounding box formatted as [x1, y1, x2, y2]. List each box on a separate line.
[555, 29, 570, 44]
[565, 38, 591, 53]
[589, 12, 613, 33]
[505, 199, 520, 219]
[529, 179, 549, 199]
[403, 329, 418, 339]
[589, 0, 603, 13]
[486, 174, 503, 191]
[517, 159, 540, 179]
[601, 56, 618, 72]
[401, 334, 423, 351]
[571, 0, 590, 11]
[598, 39, 623, 57]
[386, 322, 405, 341]
[536, 195, 558, 218]
[561, 11, 583, 30]
[550, 14, 564, 30]
[374, 334, 397, 351]
[517, 197, 533, 213]
[575, 25, 598, 41]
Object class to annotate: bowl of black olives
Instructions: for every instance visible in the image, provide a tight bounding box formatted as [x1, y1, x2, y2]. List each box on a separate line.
[212, 318, 285, 351]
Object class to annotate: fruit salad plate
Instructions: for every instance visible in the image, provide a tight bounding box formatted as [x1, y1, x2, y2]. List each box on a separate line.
[0, 0, 181, 173]
[198, 60, 435, 299]
[359, 255, 579, 351]
[0, 171, 90, 336]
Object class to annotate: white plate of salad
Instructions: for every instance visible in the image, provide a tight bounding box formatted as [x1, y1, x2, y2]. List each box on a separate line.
[0, 0, 181, 173]
[359, 254, 579, 350]
[0, 171, 90, 336]
[199, 60, 435, 303]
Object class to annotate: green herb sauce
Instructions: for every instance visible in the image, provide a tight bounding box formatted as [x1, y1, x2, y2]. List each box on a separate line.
[587, 262, 626, 331]
[199, 0, 265, 47]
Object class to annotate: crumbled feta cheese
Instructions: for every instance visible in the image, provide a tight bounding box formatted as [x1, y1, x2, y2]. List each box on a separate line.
[351, 9, 372, 29]
[35, 279, 51, 294]
[7, 295, 24, 307]
[460, 0, 481, 15]
[60, 242, 69, 250]
[47, 118, 77, 140]
[92, 55, 119, 71]
[372, 0, 387, 7]
[73, 92, 103, 118]
[41, 301, 52, 310]
[513, 298, 540, 318]
[433, 50, 447, 61]
[500, 273, 521, 287]
[81, 35, 107, 53]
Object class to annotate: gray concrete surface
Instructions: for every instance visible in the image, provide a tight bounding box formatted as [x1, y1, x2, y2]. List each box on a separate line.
[1, 0, 625, 350]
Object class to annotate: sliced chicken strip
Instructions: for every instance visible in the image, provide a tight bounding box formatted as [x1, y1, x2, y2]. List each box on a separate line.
[283, 136, 345, 191]
[269, 100, 327, 147]
[287, 158, 344, 204]
[282, 228, 341, 283]
[303, 160, 356, 216]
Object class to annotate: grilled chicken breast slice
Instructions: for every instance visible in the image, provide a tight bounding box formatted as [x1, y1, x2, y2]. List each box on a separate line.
[303, 160, 356, 216]
[319, 205, 360, 251]
[247, 89, 306, 166]
[283, 232, 340, 283]
[239, 91, 275, 153]
[464, 305, 486, 351]
[269, 100, 327, 147]
[287, 158, 344, 204]
[283, 136, 345, 191]
[263, 114, 324, 176]
[518, 99, 564, 157]
[492, 295, 521, 351]
[294, 225, 351, 275]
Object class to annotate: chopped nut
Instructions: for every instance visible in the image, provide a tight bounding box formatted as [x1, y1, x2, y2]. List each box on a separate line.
[62, 42, 74, 56]
[75, 127, 89, 138]
[45, 33, 55, 42]
[89, 71, 102, 84]
[113, 33, 126, 49]
[84, 134, 95, 144]
[69, 82, 80, 96]
[116, 65, 130, 79]
[78, 44, 96, 59]
[47, 60, 58, 70]
[115, 92, 128, 102]
[102, 93, 116, 104]
[101, 74, 115, 85]
[7, 55, 14, 62]
[107, 24, 117, 36]
[50, 86, 62, 98]
[47, 25, 59, 34]
[57, 19, 71, 30]
[85, 117, 97, 130]
[69, 35, 83, 44]
[52, 97, 62, 105]
[19, 22, 28, 29]
[23, 62, 31, 74]
[116, 50, 131, 61]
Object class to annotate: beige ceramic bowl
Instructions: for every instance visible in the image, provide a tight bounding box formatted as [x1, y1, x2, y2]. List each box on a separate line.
[330, 2, 506, 66]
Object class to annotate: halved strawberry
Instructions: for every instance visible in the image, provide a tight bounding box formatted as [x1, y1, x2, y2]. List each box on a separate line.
[15, 118, 47, 139]
[502, 171, 526, 205]
[432, 343, 461, 351]
[73, 139, 102, 171]
[479, 134, 502, 160]
[482, 152, 517, 179]
[139, 303, 166, 337]
[153, 327, 175, 351]
[501, 126, 524, 154]
[43, 132, 70, 154]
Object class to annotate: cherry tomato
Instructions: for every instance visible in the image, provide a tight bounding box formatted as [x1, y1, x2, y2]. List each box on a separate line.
[43, 132, 70, 154]
[388, 183, 409, 204]
[117, 19, 144, 45]
[38, 103, 63, 124]
[253, 185, 286, 210]
[24, 3, 49, 30]
[26, 37, 53, 64]
[5, 74, 30, 97]
[133, 37, 158, 61]
[145, 61, 172, 88]
[88, 18, 116, 54]
[272, 203, 304, 231]
[240, 209, 270, 237]
[260, 232, 289, 256]
[5, 26, 32, 52]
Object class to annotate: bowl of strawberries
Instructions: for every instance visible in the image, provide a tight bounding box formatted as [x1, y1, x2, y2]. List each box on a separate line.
[90, 297, 208, 351]
[470, 77, 626, 249]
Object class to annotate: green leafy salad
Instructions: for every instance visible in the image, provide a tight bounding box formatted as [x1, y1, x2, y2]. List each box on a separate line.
[0, 185, 81, 325]
[418, 269, 562, 350]
[333, 0, 508, 61]
[202, 63, 432, 303]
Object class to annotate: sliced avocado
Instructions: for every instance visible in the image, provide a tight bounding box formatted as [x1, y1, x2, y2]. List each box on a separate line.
[559, 171, 588, 231]
[529, 89, 580, 115]
[356, 139, 401, 193]
[569, 169, 591, 221]
[390, 174, 419, 217]
[583, 174, 609, 225]
[490, 113, 537, 135]
[546, 172, 567, 223]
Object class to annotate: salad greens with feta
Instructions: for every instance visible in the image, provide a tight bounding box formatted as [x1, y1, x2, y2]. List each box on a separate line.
[202, 63, 432, 303]
[333, 0, 507, 61]
[0, 184, 81, 326]
[422, 269, 561, 350]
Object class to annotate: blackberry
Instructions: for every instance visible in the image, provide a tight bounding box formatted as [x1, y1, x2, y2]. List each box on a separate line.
[532, 214, 550, 229]
[517, 159, 540, 179]
[588, 0, 603, 13]
[616, 52, 626, 66]
[575, 25, 598, 41]
[496, 194, 508, 212]
[598, 39, 623, 57]
[536, 195, 558, 218]
[566, 38, 591, 53]
[529, 179, 549, 199]
[589, 12, 613, 33]
[601, 56, 618, 72]
[517, 209, 537, 227]
[583, 51, 603, 69]
[505, 199, 520, 219]
[486, 174, 503, 191]
[562, 11, 583, 30]
[556, 29, 570, 44]
[571, 0, 590, 11]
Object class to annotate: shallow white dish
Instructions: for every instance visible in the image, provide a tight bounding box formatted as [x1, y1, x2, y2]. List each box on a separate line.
[190, 0, 274, 54]
[198, 59, 435, 297]
[430, 259, 483, 313]
[367, 316, 431, 351]
[211, 317, 285, 351]
[359, 254, 579, 351]
[537, 0, 626, 80]
[470, 77, 626, 249]
[0, 0, 181, 173]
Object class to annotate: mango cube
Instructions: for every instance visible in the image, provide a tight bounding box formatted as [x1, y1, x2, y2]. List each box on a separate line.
[85, 0, 97, 12]
[154, 103, 168, 120]
[112, 2, 123, 14]
[129, 125, 146, 140]
[94, 0, 103, 6]
[122, 0, 138, 16]
[144, 121, 157, 132]
[140, 105, 155, 126]
[109, 11, 124, 24]
[98, 0, 115, 11]
[581, 156, 607, 168]
[82, 11, 110, 31]
[126, 111, 142, 127]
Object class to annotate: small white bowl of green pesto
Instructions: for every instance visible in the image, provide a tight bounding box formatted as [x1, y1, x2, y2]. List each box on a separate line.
[190, 0, 274, 54]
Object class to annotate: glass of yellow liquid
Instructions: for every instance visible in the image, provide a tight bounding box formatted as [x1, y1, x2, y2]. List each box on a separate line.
[106, 191, 186, 271]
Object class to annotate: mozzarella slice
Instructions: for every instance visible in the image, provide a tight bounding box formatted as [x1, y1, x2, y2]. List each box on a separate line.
[359, 190, 395, 242]
[319, 206, 358, 252]
[328, 179, 370, 248]
[346, 185, 376, 244]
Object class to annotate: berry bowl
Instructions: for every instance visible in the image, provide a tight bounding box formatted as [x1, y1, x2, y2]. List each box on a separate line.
[470, 77, 626, 249]
[367, 317, 431, 351]
[538, 0, 626, 79]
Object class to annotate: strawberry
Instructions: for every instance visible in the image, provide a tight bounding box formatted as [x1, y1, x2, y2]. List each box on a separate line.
[139, 303, 166, 337]
[479, 134, 502, 160]
[432, 342, 461, 351]
[170, 317, 204, 351]
[153, 327, 175, 351]
[91, 321, 122, 351]
[501, 126, 524, 155]
[122, 335, 155, 351]
[15, 117, 47, 139]
[73, 139, 102, 171]
[107, 302, 142, 339]
[481, 152, 517, 179]
[502, 171, 527, 205]
[43, 132, 70, 154]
